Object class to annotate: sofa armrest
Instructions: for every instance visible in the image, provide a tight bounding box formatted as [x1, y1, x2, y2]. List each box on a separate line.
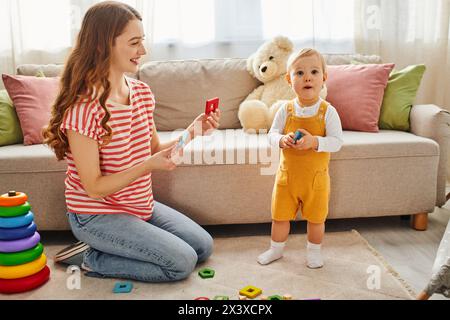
[410, 104, 450, 207]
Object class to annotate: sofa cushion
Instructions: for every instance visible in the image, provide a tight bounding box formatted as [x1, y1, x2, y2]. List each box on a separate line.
[324, 53, 382, 65]
[326, 63, 395, 133]
[139, 58, 261, 131]
[16, 64, 139, 80]
[140, 56, 381, 132]
[16, 64, 64, 77]
[152, 129, 438, 225]
[2, 74, 60, 145]
[0, 90, 23, 146]
[0, 129, 439, 228]
[0, 144, 66, 173]
[15, 55, 382, 135]
[157, 129, 439, 167]
[379, 64, 426, 132]
[0, 130, 438, 174]
[332, 130, 438, 159]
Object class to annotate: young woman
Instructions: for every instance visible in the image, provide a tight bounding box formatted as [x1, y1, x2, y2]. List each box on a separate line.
[43, 1, 220, 282]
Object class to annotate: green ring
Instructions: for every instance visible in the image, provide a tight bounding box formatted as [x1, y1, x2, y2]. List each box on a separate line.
[0, 202, 31, 217]
[0, 243, 44, 266]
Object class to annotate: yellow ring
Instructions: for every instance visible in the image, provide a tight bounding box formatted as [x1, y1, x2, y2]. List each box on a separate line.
[0, 254, 46, 279]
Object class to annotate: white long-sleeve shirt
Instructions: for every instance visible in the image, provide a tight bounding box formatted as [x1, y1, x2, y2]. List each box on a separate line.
[268, 98, 344, 153]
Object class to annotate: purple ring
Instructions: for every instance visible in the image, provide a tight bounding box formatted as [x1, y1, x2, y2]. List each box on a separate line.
[0, 232, 40, 253]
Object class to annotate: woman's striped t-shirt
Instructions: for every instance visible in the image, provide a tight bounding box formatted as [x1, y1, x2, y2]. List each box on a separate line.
[60, 77, 155, 220]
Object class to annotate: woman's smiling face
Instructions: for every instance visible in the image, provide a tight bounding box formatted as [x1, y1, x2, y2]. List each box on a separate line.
[111, 18, 147, 74]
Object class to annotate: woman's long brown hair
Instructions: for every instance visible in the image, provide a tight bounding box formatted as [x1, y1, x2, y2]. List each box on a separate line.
[43, 1, 142, 160]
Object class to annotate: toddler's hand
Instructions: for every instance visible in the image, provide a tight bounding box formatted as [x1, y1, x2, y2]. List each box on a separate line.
[291, 129, 318, 151]
[279, 133, 296, 149]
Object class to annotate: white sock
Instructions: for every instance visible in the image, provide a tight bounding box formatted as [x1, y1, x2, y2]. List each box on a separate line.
[306, 241, 323, 269]
[257, 240, 286, 265]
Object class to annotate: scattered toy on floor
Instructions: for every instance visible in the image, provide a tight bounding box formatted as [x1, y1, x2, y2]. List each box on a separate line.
[198, 267, 215, 279]
[113, 281, 133, 293]
[239, 285, 262, 299]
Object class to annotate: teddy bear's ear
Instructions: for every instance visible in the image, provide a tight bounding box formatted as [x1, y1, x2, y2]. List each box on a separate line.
[246, 53, 256, 77]
[273, 36, 294, 53]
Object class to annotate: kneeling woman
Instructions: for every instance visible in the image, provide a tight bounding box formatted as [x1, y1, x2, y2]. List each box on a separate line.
[43, 1, 220, 282]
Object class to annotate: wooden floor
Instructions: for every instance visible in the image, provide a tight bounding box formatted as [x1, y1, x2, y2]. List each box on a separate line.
[42, 190, 450, 300]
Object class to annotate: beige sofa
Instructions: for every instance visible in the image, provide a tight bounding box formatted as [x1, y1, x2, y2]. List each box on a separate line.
[1, 55, 449, 231]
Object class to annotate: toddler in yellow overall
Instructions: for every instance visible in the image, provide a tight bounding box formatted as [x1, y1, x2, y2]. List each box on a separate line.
[258, 48, 343, 268]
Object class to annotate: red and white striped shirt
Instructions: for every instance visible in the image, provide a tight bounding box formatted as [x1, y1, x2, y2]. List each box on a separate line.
[60, 77, 155, 220]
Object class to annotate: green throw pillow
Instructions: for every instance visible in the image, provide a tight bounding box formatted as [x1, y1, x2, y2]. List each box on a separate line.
[379, 64, 426, 131]
[0, 89, 23, 146]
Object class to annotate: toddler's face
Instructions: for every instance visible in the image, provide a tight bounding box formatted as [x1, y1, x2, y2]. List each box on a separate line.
[288, 54, 326, 102]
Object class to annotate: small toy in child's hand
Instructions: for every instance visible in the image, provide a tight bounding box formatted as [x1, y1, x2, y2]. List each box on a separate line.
[171, 130, 191, 157]
[294, 130, 303, 143]
[205, 97, 219, 115]
[175, 130, 190, 151]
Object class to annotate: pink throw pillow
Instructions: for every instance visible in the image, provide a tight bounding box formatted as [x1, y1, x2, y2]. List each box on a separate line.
[2, 74, 60, 145]
[326, 63, 395, 132]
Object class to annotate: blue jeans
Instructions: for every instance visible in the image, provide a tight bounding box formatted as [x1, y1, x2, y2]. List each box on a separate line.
[67, 201, 213, 283]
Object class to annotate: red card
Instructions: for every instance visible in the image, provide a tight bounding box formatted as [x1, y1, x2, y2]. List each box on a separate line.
[205, 97, 219, 115]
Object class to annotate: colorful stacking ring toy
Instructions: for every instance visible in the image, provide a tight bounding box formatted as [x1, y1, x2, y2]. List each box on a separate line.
[0, 222, 37, 241]
[0, 243, 44, 266]
[0, 190, 50, 294]
[0, 211, 34, 229]
[0, 265, 50, 294]
[0, 253, 47, 279]
[0, 191, 27, 207]
[0, 232, 40, 253]
[0, 202, 32, 218]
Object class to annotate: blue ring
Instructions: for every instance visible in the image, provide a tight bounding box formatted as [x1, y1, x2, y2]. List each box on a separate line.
[0, 222, 37, 240]
[0, 211, 34, 229]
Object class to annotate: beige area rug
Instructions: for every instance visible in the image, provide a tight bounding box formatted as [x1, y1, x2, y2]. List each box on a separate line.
[2, 230, 416, 300]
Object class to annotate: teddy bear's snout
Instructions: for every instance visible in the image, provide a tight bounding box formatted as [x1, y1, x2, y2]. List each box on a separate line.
[258, 62, 278, 79]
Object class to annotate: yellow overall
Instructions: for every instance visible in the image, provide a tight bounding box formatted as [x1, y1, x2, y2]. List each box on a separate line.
[271, 100, 330, 223]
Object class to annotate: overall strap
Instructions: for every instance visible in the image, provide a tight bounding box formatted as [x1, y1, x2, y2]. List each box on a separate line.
[286, 100, 296, 116]
[318, 100, 329, 120]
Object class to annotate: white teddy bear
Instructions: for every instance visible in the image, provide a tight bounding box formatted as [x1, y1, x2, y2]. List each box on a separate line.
[238, 36, 327, 133]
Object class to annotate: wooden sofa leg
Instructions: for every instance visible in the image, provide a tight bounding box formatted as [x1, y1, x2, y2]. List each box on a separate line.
[411, 213, 428, 231]
[416, 291, 430, 300]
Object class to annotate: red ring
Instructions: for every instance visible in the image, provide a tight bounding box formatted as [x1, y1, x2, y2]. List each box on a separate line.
[0, 265, 50, 294]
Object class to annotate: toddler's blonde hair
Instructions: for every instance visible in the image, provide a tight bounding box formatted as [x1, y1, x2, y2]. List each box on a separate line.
[287, 48, 327, 74]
